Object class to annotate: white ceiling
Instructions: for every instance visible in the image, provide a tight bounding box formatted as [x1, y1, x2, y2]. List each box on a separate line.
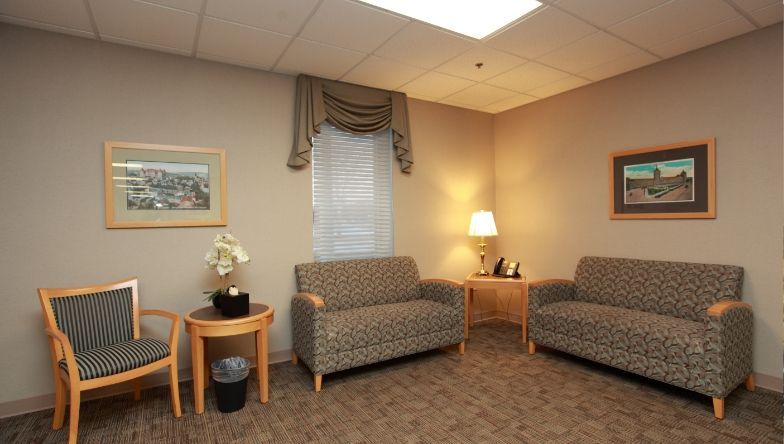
[1, 0, 781, 114]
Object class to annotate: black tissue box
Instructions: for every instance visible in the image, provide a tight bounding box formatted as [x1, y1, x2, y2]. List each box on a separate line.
[221, 292, 249, 318]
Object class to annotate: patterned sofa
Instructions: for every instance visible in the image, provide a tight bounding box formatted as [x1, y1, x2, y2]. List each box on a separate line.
[527, 256, 753, 419]
[291, 256, 464, 391]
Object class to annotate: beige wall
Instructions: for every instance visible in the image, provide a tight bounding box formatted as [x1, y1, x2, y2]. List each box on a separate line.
[0, 24, 495, 405]
[494, 24, 783, 380]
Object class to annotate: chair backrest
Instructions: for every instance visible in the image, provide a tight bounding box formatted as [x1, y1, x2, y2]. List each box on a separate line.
[38, 278, 139, 354]
[574, 256, 743, 322]
[295, 256, 420, 312]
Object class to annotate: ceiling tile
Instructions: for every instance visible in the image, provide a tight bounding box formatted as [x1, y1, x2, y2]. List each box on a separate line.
[750, 3, 783, 27]
[609, 0, 740, 49]
[0, 0, 92, 32]
[0, 14, 94, 39]
[650, 17, 755, 59]
[483, 93, 539, 113]
[374, 22, 474, 69]
[580, 50, 659, 81]
[340, 56, 425, 91]
[299, 0, 408, 53]
[555, 0, 668, 28]
[731, 0, 780, 14]
[274, 38, 365, 79]
[435, 45, 526, 82]
[197, 17, 291, 70]
[100, 34, 191, 55]
[437, 98, 482, 111]
[527, 75, 590, 98]
[538, 31, 639, 74]
[144, 0, 202, 13]
[398, 72, 475, 100]
[205, 0, 319, 36]
[443, 84, 517, 108]
[484, 61, 570, 93]
[89, 0, 198, 51]
[485, 6, 596, 59]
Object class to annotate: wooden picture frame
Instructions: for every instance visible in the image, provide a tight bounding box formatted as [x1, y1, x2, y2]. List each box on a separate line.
[104, 141, 227, 228]
[609, 138, 715, 219]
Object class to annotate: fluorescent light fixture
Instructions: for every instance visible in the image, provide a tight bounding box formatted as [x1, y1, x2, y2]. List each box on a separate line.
[356, 0, 541, 39]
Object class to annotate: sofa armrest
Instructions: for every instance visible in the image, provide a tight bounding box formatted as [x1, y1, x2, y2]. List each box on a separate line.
[704, 300, 753, 398]
[418, 279, 464, 310]
[528, 279, 576, 312]
[291, 293, 326, 372]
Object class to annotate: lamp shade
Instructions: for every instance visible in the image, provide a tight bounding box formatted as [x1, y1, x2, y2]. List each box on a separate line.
[468, 210, 498, 237]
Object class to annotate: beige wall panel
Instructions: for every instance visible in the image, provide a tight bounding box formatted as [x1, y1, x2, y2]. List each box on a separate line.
[493, 24, 783, 378]
[0, 24, 498, 405]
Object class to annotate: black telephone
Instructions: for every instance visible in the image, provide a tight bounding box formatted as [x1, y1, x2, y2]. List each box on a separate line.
[493, 257, 520, 278]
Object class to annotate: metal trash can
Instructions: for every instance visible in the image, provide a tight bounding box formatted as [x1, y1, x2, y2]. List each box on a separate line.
[211, 357, 251, 413]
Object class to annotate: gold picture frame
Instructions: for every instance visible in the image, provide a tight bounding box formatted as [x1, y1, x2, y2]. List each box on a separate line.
[609, 138, 716, 219]
[104, 141, 227, 228]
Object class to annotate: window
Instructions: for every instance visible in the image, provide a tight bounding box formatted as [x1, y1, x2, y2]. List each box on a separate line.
[312, 123, 394, 262]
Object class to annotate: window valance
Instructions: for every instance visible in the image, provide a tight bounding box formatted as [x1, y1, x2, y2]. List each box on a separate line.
[287, 74, 413, 173]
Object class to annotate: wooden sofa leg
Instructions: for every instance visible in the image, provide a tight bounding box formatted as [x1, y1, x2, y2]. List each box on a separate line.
[745, 374, 755, 391]
[712, 398, 725, 420]
[314, 374, 322, 392]
[458, 341, 465, 355]
[292, 352, 299, 365]
[528, 340, 536, 355]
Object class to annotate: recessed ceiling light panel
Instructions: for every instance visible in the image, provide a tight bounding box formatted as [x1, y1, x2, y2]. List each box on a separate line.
[356, 0, 542, 39]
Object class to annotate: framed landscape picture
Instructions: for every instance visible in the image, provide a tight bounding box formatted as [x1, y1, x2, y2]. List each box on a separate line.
[609, 139, 715, 219]
[104, 141, 227, 228]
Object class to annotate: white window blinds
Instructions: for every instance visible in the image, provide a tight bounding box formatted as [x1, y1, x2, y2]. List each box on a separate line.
[312, 123, 394, 262]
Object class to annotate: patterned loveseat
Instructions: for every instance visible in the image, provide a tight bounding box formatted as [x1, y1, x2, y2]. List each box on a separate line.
[528, 256, 753, 419]
[291, 256, 464, 391]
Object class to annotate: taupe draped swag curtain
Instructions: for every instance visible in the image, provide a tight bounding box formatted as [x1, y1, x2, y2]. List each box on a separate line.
[287, 74, 413, 173]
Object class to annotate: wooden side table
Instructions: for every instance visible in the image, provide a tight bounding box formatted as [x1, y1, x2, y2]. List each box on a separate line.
[464, 273, 528, 341]
[184, 303, 274, 414]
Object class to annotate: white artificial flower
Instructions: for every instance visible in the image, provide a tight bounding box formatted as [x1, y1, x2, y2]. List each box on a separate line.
[205, 233, 250, 279]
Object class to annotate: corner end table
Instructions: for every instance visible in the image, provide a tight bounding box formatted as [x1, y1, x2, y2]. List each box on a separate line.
[184, 303, 274, 414]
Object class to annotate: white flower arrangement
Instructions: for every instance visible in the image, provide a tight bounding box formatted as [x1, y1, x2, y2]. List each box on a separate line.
[204, 233, 250, 301]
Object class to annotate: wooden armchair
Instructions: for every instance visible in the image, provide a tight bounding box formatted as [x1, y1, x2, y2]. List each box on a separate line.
[38, 277, 181, 444]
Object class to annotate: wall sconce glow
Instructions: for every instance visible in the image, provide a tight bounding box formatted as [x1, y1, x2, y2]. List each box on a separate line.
[357, 0, 541, 39]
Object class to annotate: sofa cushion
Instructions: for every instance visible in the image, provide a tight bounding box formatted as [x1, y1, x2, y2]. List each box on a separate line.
[323, 299, 462, 354]
[533, 301, 705, 369]
[295, 257, 420, 312]
[574, 256, 743, 321]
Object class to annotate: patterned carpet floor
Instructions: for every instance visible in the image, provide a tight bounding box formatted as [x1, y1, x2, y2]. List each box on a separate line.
[2, 320, 781, 443]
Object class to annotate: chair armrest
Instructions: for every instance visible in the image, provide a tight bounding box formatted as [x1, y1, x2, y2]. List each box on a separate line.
[704, 300, 753, 397]
[140, 309, 180, 352]
[528, 279, 575, 312]
[291, 293, 326, 372]
[418, 279, 464, 309]
[45, 327, 78, 380]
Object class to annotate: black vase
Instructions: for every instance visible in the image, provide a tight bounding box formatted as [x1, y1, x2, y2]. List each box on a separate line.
[212, 294, 222, 309]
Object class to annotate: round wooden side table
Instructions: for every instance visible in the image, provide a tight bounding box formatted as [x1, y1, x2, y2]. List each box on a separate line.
[184, 303, 274, 414]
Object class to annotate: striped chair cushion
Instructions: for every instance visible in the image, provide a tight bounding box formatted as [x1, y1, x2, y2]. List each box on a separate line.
[50, 287, 134, 353]
[58, 338, 170, 380]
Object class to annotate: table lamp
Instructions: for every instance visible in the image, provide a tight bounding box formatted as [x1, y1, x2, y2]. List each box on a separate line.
[468, 210, 498, 275]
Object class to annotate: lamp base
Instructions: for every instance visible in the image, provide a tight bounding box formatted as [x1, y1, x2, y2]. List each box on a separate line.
[478, 270, 489, 276]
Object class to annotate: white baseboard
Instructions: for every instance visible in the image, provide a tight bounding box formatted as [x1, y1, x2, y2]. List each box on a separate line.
[0, 349, 292, 419]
